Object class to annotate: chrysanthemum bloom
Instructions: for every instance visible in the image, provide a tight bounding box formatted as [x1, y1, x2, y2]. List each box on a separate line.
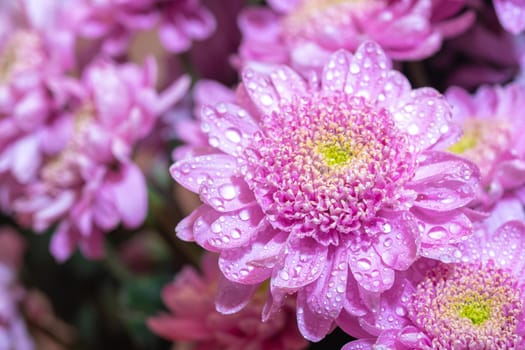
[341, 196, 525, 349]
[171, 42, 481, 341]
[0, 227, 35, 350]
[12, 59, 187, 261]
[65, 0, 216, 56]
[236, 0, 475, 71]
[148, 253, 308, 350]
[493, 0, 525, 34]
[0, 0, 74, 188]
[445, 82, 525, 207]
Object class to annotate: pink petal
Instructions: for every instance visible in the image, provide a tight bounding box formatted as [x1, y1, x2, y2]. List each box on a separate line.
[79, 227, 105, 260]
[269, 66, 307, 103]
[296, 288, 334, 342]
[215, 276, 258, 314]
[341, 339, 375, 350]
[305, 246, 348, 319]
[322, 50, 350, 93]
[175, 205, 204, 242]
[409, 151, 480, 212]
[344, 41, 392, 100]
[349, 247, 394, 293]
[392, 89, 452, 151]
[200, 102, 261, 157]
[373, 212, 419, 271]
[205, 205, 265, 250]
[483, 221, 525, 277]
[241, 66, 280, 116]
[415, 208, 473, 246]
[494, 0, 525, 34]
[50, 222, 77, 262]
[171, 154, 255, 212]
[158, 23, 191, 53]
[218, 223, 283, 284]
[111, 163, 148, 228]
[272, 237, 328, 291]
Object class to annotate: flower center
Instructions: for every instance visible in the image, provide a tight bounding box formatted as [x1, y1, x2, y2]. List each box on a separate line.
[244, 94, 414, 246]
[283, 0, 376, 44]
[458, 298, 491, 325]
[408, 262, 524, 349]
[317, 137, 355, 167]
[448, 118, 511, 178]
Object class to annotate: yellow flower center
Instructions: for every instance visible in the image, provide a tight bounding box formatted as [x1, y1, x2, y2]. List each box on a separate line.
[457, 297, 491, 325]
[317, 138, 355, 167]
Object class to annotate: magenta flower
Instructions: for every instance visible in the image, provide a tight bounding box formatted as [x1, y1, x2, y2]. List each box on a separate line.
[147, 253, 308, 350]
[171, 42, 480, 341]
[445, 82, 525, 207]
[65, 0, 216, 56]
[236, 0, 475, 71]
[341, 196, 525, 349]
[12, 59, 187, 261]
[494, 0, 525, 34]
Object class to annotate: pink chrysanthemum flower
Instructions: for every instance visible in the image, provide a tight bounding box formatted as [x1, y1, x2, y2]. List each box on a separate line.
[0, 0, 74, 188]
[12, 59, 187, 261]
[445, 82, 525, 207]
[66, 0, 216, 56]
[171, 42, 480, 341]
[493, 0, 525, 34]
[341, 196, 525, 349]
[236, 0, 474, 71]
[148, 253, 308, 350]
[0, 227, 34, 350]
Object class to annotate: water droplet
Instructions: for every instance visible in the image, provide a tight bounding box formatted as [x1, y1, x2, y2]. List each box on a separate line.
[238, 209, 250, 221]
[231, 229, 241, 239]
[395, 306, 406, 316]
[428, 227, 446, 240]
[350, 63, 360, 74]
[211, 222, 222, 233]
[408, 124, 419, 135]
[219, 184, 236, 200]
[209, 136, 220, 147]
[382, 223, 392, 233]
[357, 258, 371, 270]
[260, 94, 273, 106]
[225, 128, 241, 143]
[280, 271, 290, 281]
[383, 238, 393, 247]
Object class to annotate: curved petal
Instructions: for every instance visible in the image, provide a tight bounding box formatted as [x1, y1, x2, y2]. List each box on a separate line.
[373, 212, 419, 271]
[111, 163, 147, 228]
[344, 41, 392, 100]
[270, 66, 307, 103]
[215, 276, 258, 314]
[171, 154, 255, 212]
[305, 246, 348, 319]
[494, 0, 525, 34]
[349, 246, 395, 293]
[200, 102, 261, 157]
[272, 237, 328, 292]
[391, 89, 452, 151]
[322, 50, 351, 93]
[409, 151, 480, 212]
[241, 66, 281, 116]
[218, 223, 285, 284]
[296, 288, 335, 342]
[341, 339, 375, 350]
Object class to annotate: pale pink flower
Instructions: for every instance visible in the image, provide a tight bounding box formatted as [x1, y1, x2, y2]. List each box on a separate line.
[13, 59, 187, 261]
[171, 42, 480, 341]
[147, 253, 308, 350]
[445, 82, 525, 207]
[341, 196, 525, 349]
[237, 0, 475, 72]
[65, 0, 216, 57]
[0, 0, 75, 187]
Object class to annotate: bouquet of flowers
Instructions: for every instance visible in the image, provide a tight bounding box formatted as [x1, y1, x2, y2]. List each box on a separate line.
[1, 0, 525, 349]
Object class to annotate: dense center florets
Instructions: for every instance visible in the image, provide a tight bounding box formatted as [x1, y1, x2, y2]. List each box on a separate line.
[283, 0, 372, 42]
[243, 93, 414, 246]
[448, 118, 511, 178]
[408, 262, 524, 349]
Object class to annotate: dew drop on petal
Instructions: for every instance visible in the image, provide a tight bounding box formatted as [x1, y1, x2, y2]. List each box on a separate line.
[219, 184, 236, 200]
[357, 258, 372, 270]
[225, 128, 242, 143]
